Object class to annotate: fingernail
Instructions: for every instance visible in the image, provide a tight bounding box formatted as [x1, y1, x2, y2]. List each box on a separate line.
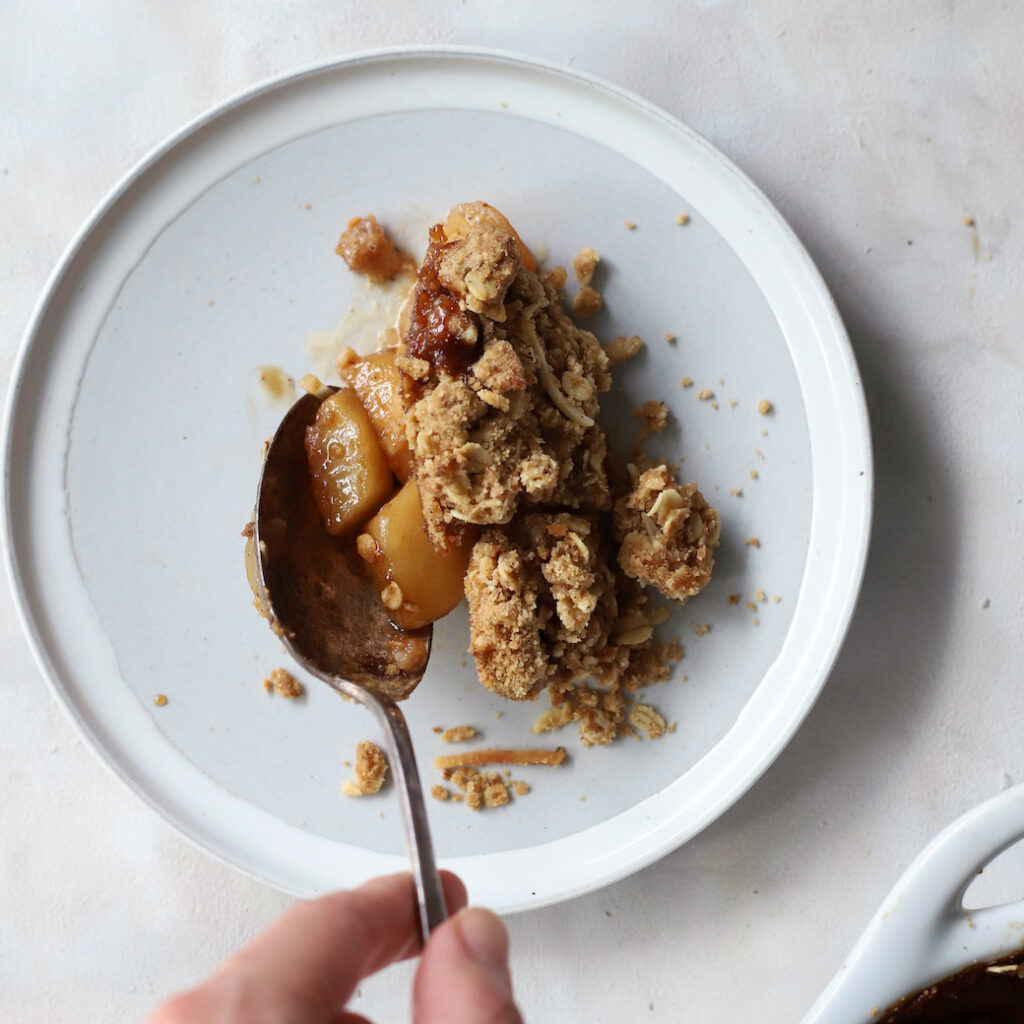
[456, 907, 509, 971]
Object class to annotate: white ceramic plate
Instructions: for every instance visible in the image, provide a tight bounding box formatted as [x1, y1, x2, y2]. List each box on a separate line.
[2, 48, 871, 912]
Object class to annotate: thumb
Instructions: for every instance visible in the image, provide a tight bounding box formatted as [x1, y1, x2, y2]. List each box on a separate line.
[413, 908, 524, 1024]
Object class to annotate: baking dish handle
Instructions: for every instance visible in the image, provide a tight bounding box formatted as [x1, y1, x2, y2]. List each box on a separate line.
[802, 784, 1024, 1024]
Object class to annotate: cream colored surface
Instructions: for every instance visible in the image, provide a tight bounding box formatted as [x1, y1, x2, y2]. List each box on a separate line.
[2, 3, 1022, 1021]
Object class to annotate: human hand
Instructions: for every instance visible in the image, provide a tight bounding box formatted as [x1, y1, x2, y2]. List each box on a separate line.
[146, 871, 523, 1023]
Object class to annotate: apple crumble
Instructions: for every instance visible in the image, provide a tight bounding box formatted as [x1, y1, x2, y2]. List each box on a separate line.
[252, 200, 720, 758]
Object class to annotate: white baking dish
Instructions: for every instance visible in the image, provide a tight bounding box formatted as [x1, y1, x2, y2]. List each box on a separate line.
[804, 785, 1024, 1023]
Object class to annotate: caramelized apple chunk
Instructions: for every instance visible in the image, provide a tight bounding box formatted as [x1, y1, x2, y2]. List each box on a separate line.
[337, 348, 413, 481]
[305, 389, 394, 535]
[358, 479, 475, 630]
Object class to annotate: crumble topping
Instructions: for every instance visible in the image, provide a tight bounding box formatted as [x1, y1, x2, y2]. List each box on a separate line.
[572, 247, 600, 287]
[603, 335, 644, 366]
[441, 725, 477, 743]
[572, 285, 603, 317]
[400, 214, 611, 552]
[342, 740, 389, 796]
[264, 667, 304, 698]
[615, 464, 721, 603]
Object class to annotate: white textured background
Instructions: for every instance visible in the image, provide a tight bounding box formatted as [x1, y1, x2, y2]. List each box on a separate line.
[3, 3, 1023, 1021]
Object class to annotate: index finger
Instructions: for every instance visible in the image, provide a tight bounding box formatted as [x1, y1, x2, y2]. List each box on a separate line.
[149, 871, 467, 1024]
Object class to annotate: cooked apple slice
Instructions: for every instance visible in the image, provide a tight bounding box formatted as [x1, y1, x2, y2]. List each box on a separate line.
[358, 479, 475, 630]
[337, 348, 413, 481]
[305, 389, 394, 535]
[442, 201, 538, 272]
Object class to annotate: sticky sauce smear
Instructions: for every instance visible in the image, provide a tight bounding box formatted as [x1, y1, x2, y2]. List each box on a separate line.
[257, 365, 295, 404]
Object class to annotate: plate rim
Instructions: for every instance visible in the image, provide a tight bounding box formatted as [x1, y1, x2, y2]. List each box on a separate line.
[2, 44, 873, 911]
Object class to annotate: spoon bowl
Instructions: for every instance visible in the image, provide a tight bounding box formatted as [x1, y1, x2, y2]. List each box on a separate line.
[252, 389, 447, 938]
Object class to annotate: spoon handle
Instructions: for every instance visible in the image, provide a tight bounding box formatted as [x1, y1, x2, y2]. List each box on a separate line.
[366, 692, 449, 939]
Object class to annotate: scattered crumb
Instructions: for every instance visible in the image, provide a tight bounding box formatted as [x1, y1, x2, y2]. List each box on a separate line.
[499, 100, 508, 108]
[664, 332, 676, 344]
[342, 741, 389, 796]
[633, 400, 669, 442]
[729, 488, 743, 497]
[729, 399, 737, 408]
[749, 469, 759, 479]
[493, 711, 503, 719]
[432, 726, 443, 733]
[572, 285, 603, 317]
[728, 594, 741, 605]
[711, 402, 719, 410]
[604, 335, 644, 365]
[512, 781, 530, 796]
[963, 216, 974, 227]
[444, 767, 520, 811]
[717, 377, 724, 387]
[572, 247, 600, 287]
[754, 449, 764, 459]
[153, 694, 168, 707]
[264, 667, 303, 698]
[629, 703, 667, 740]
[666, 639, 684, 661]
[302, 203, 311, 210]
[745, 536, 761, 548]
[681, 376, 694, 388]
[745, 601, 757, 612]
[752, 617, 760, 626]
[773, 595, 782, 603]
[624, 220, 636, 230]
[697, 389, 714, 401]
[253, 176, 261, 183]
[441, 725, 478, 743]
[757, 399, 773, 415]
[694, 623, 711, 637]
[431, 785, 451, 801]
[755, 589, 766, 602]
[761, 428, 768, 436]
[676, 213, 690, 226]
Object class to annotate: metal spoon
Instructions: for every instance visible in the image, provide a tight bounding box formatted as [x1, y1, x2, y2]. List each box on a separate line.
[251, 389, 447, 939]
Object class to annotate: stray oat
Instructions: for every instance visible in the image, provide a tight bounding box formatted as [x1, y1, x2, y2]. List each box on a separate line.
[629, 703, 667, 740]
